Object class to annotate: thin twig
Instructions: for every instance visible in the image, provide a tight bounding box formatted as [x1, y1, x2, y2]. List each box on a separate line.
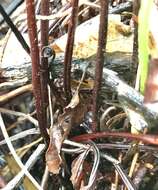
[0, 113, 42, 190]
[64, 139, 89, 149]
[71, 131, 158, 145]
[62, 147, 84, 154]
[0, 84, 32, 103]
[100, 106, 116, 131]
[84, 141, 100, 189]
[0, 4, 30, 54]
[92, 0, 109, 131]
[16, 137, 43, 153]
[48, 85, 54, 127]
[0, 80, 29, 91]
[63, 0, 79, 102]
[114, 154, 123, 189]
[0, 107, 38, 126]
[41, 166, 49, 189]
[6, 111, 36, 131]
[0, 28, 12, 64]
[96, 143, 158, 151]
[0, 128, 40, 146]
[106, 112, 126, 128]
[26, 0, 49, 144]
[128, 152, 139, 178]
[112, 163, 136, 190]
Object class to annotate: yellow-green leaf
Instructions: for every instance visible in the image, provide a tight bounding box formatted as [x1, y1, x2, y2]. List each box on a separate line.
[138, 0, 153, 93]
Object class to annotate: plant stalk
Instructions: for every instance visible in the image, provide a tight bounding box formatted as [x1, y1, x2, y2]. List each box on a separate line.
[26, 0, 49, 145]
[63, 0, 79, 103]
[40, 0, 50, 135]
[92, 0, 109, 131]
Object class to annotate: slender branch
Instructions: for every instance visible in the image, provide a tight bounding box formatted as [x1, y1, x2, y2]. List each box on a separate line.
[26, 0, 49, 144]
[0, 4, 30, 54]
[71, 131, 158, 145]
[96, 143, 158, 151]
[92, 0, 109, 131]
[0, 107, 38, 126]
[63, 0, 79, 103]
[0, 128, 40, 146]
[40, 0, 50, 136]
[41, 166, 49, 189]
[0, 84, 32, 104]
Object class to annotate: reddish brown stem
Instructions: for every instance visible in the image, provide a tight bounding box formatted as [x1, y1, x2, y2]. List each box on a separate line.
[71, 132, 158, 145]
[92, 0, 109, 131]
[144, 58, 158, 103]
[26, 0, 49, 145]
[40, 0, 49, 132]
[63, 0, 79, 103]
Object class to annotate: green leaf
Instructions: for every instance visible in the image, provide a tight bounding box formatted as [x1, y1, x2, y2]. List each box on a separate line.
[138, 0, 153, 93]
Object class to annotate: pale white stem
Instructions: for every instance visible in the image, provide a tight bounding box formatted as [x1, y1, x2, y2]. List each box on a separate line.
[0, 108, 38, 126]
[0, 128, 40, 146]
[3, 144, 45, 190]
[0, 113, 42, 190]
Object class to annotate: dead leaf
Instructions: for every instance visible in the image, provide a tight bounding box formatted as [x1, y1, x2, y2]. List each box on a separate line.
[66, 90, 80, 109]
[46, 124, 63, 174]
[71, 149, 91, 189]
[46, 88, 88, 174]
[59, 89, 88, 136]
[46, 97, 87, 174]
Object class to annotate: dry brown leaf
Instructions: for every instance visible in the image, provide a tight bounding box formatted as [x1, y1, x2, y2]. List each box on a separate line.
[45, 124, 63, 174]
[71, 149, 90, 190]
[46, 91, 88, 174]
[59, 90, 88, 135]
